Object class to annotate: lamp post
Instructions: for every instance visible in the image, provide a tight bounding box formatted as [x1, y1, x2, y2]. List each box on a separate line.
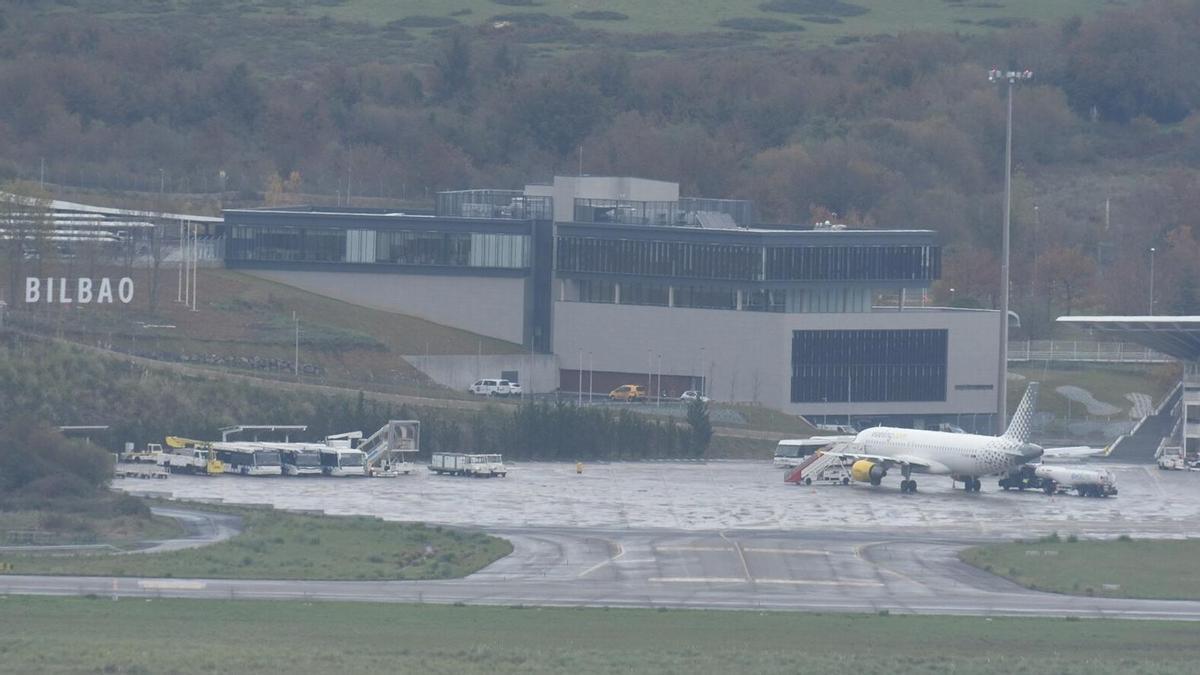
[1149, 247, 1157, 315]
[588, 351, 594, 404]
[989, 66, 1033, 433]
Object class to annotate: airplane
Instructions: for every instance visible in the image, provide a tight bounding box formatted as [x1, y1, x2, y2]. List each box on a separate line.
[821, 383, 1044, 493]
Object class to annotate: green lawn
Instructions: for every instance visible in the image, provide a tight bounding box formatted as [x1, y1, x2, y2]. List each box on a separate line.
[961, 537, 1200, 601]
[0, 503, 511, 581]
[75, 0, 1118, 60]
[1009, 363, 1175, 422]
[0, 597, 1198, 674]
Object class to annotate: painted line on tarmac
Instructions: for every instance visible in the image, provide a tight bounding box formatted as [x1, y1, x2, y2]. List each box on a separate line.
[648, 577, 883, 587]
[655, 545, 830, 556]
[576, 543, 625, 578]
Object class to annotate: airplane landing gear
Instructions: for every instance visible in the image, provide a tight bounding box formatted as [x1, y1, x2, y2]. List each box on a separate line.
[900, 479, 918, 494]
[960, 477, 981, 492]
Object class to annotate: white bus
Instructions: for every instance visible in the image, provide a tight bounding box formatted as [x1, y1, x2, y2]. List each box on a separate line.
[321, 447, 367, 477]
[278, 445, 324, 476]
[772, 437, 849, 468]
[213, 444, 282, 476]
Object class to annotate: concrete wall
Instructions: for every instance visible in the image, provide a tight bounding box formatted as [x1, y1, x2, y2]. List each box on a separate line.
[404, 354, 560, 394]
[552, 302, 1000, 417]
[245, 270, 527, 345]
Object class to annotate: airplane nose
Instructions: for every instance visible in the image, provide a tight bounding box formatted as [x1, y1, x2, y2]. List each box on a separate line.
[1021, 443, 1044, 460]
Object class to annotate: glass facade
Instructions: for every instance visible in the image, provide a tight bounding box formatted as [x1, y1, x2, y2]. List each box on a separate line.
[557, 236, 939, 283]
[229, 226, 529, 269]
[791, 329, 948, 403]
[557, 236, 761, 281]
[765, 245, 939, 281]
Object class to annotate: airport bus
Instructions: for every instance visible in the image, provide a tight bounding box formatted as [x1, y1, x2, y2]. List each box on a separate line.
[772, 437, 850, 468]
[213, 444, 283, 476]
[320, 446, 367, 477]
[278, 445, 323, 476]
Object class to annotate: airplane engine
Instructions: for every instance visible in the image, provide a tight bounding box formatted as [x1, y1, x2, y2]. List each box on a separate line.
[851, 460, 886, 486]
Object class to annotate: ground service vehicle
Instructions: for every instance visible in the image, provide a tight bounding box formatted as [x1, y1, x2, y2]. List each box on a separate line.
[773, 437, 848, 468]
[279, 446, 324, 476]
[609, 384, 646, 402]
[679, 390, 709, 402]
[469, 379, 512, 396]
[214, 444, 283, 476]
[507, 381, 523, 396]
[428, 452, 507, 477]
[999, 464, 1118, 497]
[156, 448, 223, 475]
[1158, 447, 1188, 470]
[320, 447, 367, 476]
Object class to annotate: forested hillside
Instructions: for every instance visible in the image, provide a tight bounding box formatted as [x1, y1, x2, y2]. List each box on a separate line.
[2, 1, 1199, 333]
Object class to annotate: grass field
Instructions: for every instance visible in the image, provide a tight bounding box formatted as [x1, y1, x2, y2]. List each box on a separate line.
[962, 537, 1200, 601]
[1009, 363, 1175, 424]
[73, 0, 1118, 67]
[0, 509, 182, 548]
[0, 503, 511, 581]
[1, 597, 1198, 674]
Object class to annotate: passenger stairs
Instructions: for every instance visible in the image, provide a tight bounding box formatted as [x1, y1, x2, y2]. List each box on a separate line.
[1108, 383, 1181, 463]
[785, 451, 848, 485]
[335, 420, 420, 471]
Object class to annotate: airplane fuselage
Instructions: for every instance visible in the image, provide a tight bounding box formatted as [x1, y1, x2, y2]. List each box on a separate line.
[853, 427, 1042, 479]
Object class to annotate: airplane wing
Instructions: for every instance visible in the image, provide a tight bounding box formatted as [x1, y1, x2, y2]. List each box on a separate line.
[1042, 445, 1110, 460]
[820, 447, 951, 475]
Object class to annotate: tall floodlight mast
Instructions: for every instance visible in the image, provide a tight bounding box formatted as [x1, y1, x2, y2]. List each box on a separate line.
[989, 66, 1033, 433]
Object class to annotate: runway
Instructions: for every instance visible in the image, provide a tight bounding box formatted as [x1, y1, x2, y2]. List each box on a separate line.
[5, 461, 1199, 619]
[6, 527, 1200, 620]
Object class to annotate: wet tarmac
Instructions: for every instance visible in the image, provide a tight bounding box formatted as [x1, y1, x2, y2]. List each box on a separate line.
[116, 461, 1200, 539]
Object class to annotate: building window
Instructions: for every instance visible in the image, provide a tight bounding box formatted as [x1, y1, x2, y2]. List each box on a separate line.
[791, 329, 948, 403]
[954, 384, 994, 391]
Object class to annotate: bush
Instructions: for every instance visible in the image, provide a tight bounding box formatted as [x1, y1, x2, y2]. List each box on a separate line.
[718, 18, 805, 32]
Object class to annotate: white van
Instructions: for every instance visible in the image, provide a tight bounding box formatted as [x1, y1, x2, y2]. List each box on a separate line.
[469, 379, 512, 396]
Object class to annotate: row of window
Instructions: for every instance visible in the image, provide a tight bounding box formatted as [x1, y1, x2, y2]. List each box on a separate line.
[791, 330, 948, 403]
[228, 227, 529, 269]
[556, 236, 939, 282]
[565, 280, 883, 314]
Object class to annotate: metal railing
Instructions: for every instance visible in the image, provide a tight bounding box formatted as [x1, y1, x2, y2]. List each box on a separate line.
[1008, 340, 1172, 363]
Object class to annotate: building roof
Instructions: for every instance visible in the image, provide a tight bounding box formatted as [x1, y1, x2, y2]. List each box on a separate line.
[1057, 316, 1200, 360]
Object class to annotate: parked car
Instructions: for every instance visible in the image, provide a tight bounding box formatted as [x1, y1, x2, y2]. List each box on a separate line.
[507, 381, 524, 397]
[608, 384, 647, 402]
[469, 379, 512, 396]
[679, 390, 710, 403]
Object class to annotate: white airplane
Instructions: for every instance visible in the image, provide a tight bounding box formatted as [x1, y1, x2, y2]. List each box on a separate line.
[822, 383, 1045, 493]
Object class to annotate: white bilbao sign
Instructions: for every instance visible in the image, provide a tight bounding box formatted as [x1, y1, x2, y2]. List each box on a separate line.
[25, 277, 135, 304]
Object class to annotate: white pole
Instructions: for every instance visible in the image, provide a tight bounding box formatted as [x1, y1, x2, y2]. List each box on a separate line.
[182, 222, 190, 305]
[294, 311, 300, 381]
[998, 76, 1013, 433]
[578, 348, 583, 406]
[191, 223, 198, 311]
[177, 220, 184, 303]
[588, 352, 594, 404]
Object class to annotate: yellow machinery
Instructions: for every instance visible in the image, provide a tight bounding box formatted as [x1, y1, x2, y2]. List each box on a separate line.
[165, 436, 224, 475]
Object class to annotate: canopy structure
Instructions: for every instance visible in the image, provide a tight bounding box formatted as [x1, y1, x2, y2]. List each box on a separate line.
[1058, 316, 1200, 459]
[1056, 316, 1200, 361]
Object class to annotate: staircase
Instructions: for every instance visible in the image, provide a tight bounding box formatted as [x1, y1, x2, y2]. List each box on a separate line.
[350, 420, 420, 467]
[785, 452, 839, 484]
[1107, 383, 1181, 463]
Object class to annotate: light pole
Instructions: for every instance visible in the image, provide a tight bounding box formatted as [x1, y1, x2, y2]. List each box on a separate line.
[588, 351, 594, 404]
[578, 348, 583, 406]
[1149, 247, 1157, 315]
[989, 66, 1033, 433]
[293, 311, 300, 381]
[656, 353, 663, 406]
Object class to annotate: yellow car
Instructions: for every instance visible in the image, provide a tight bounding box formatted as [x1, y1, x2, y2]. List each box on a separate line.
[608, 384, 647, 402]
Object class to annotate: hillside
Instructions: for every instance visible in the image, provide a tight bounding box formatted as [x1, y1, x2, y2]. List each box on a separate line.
[3, 264, 522, 396]
[3, 1, 1200, 340]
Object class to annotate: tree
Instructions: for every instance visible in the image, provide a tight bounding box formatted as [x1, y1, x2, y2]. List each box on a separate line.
[686, 398, 712, 457]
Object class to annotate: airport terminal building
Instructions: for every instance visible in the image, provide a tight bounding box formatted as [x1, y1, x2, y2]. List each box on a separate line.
[224, 176, 1000, 431]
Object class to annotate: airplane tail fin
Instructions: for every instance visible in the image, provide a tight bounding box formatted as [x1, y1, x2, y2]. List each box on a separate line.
[1002, 382, 1039, 442]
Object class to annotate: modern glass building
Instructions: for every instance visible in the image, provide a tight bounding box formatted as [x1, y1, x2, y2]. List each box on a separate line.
[222, 177, 1000, 430]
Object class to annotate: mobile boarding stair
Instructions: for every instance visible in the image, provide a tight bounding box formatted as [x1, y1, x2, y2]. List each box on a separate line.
[333, 420, 420, 477]
[784, 446, 852, 486]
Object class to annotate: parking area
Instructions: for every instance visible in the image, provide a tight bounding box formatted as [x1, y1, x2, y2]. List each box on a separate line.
[117, 461, 1200, 539]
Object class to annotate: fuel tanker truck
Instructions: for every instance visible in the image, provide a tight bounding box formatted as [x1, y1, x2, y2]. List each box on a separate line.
[999, 464, 1117, 498]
